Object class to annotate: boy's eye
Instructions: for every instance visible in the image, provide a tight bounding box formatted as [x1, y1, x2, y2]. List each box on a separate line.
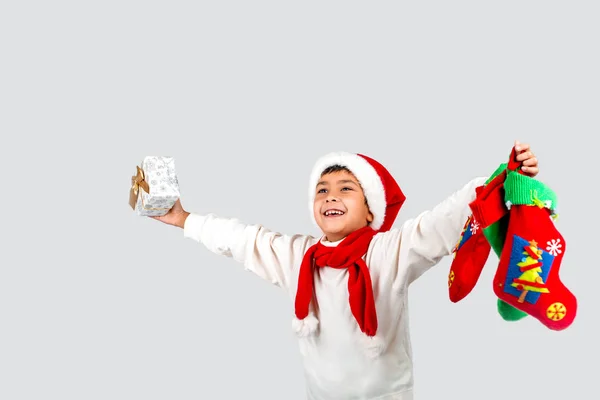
[317, 187, 352, 194]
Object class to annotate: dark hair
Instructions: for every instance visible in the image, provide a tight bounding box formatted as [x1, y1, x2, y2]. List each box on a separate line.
[320, 164, 351, 176]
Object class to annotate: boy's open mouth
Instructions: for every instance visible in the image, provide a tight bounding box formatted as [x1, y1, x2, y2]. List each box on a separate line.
[324, 209, 345, 217]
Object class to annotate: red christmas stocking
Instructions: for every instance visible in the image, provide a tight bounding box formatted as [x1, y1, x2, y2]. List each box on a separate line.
[493, 170, 577, 330]
[448, 163, 508, 303]
[448, 212, 491, 302]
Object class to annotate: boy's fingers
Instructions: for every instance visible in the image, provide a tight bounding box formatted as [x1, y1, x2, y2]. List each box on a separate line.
[513, 142, 537, 175]
[522, 157, 538, 166]
[521, 166, 538, 175]
[515, 142, 529, 152]
[516, 150, 533, 161]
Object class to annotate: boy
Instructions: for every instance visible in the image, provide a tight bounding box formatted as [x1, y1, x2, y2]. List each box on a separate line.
[151, 142, 539, 400]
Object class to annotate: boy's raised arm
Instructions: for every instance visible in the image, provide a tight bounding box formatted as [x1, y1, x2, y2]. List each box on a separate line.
[380, 176, 488, 290]
[182, 212, 315, 290]
[404, 176, 487, 284]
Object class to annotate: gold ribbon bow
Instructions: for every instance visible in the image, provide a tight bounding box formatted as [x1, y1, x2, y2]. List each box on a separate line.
[129, 165, 150, 210]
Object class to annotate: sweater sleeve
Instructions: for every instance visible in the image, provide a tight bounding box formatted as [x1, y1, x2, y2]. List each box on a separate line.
[183, 213, 315, 290]
[379, 176, 488, 291]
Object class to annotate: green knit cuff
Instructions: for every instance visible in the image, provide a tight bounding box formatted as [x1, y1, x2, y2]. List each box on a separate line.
[504, 171, 558, 212]
[485, 162, 507, 185]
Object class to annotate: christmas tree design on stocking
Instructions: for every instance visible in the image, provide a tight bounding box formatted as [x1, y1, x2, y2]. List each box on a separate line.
[493, 169, 577, 330]
[509, 239, 550, 303]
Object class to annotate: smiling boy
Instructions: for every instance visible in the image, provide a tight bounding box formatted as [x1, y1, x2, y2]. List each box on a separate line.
[150, 143, 539, 399]
[315, 164, 376, 241]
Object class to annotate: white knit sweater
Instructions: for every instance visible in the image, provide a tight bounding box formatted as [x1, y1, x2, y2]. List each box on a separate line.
[183, 177, 486, 400]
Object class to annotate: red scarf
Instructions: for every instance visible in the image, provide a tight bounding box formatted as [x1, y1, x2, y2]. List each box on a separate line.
[294, 226, 379, 336]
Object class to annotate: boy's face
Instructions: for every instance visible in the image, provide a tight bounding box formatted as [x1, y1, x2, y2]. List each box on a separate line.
[313, 169, 374, 242]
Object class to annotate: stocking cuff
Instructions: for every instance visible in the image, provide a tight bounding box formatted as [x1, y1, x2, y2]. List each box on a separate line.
[504, 171, 558, 213]
[485, 162, 508, 185]
[469, 185, 507, 228]
[468, 163, 509, 229]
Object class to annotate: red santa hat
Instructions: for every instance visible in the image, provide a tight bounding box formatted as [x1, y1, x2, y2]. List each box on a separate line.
[308, 152, 406, 232]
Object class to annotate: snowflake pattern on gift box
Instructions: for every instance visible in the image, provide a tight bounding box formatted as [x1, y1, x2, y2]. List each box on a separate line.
[135, 156, 180, 217]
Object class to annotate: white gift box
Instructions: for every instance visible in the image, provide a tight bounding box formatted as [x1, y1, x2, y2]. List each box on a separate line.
[129, 156, 180, 216]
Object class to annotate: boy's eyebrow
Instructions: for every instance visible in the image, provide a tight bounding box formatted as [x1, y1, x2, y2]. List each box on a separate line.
[316, 179, 358, 186]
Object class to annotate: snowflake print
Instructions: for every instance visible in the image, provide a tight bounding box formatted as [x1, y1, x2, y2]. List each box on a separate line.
[470, 220, 480, 235]
[546, 238, 562, 256]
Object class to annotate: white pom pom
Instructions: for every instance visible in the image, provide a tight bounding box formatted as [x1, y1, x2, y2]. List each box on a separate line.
[292, 314, 319, 337]
[361, 334, 385, 359]
[505, 200, 512, 210]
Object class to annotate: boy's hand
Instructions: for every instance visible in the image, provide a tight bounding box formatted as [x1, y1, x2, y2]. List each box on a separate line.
[514, 140, 539, 177]
[151, 199, 190, 228]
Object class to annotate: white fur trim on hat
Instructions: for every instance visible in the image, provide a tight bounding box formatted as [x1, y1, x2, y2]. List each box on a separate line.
[309, 152, 387, 231]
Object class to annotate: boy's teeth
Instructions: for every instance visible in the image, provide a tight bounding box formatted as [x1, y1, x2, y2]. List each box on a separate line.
[325, 210, 344, 216]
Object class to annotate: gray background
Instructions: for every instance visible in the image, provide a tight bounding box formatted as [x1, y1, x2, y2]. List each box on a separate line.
[1, 1, 598, 399]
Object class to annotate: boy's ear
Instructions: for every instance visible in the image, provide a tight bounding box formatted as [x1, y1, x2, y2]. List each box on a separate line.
[367, 211, 374, 223]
